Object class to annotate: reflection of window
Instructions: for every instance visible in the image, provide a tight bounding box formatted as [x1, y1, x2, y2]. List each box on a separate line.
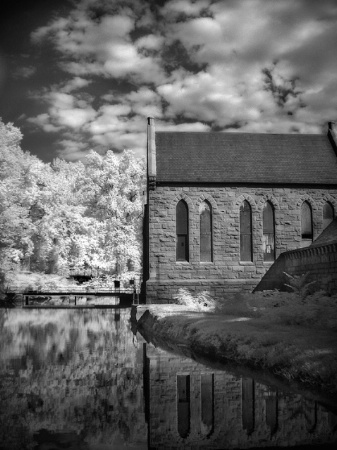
[263, 202, 275, 261]
[303, 398, 317, 433]
[200, 201, 213, 262]
[265, 391, 278, 435]
[323, 202, 334, 230]
[177, 375, 190, 438]
[200, 373, 214, 436]
[240, 201, 252, 261]
[176, 200, 189, 261]
[301, 201, 313, 246]
[242, 378, 255, 435]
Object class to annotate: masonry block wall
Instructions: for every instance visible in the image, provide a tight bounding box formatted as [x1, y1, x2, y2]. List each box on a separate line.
[146, 186, 337, 303]
[255, 242, 337, 294]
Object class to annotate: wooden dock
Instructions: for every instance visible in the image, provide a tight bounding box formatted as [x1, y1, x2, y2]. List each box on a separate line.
[21, 288, 139, 308]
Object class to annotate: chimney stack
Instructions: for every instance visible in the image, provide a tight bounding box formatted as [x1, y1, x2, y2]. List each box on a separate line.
[147, 117, 156, 190]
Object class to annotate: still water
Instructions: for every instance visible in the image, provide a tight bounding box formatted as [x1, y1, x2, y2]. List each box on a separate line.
[0, 308, 336, 450]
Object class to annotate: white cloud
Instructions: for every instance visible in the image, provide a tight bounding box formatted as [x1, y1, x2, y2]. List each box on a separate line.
[32, 8, 165, 84]
[61, 77, 92, 93]
[156, 120, 210, 132]
[55, 107, 96, 129]
[57, 139, 91, 161]
[162, 0, 211, 17]
[27, 0, 337, 161]
[135, 34, 164, 50]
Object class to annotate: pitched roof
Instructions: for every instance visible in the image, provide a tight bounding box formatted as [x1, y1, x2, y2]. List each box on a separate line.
[311, 218, 337, 247]
[155, 132, 337, 185]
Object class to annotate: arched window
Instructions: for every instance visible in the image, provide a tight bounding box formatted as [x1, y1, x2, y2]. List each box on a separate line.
[200, 201, 212, 262]
[240, 200, 252, 261]
[263, 202, 275, 261]
[200, 373, 214, 437]
[176, 200, 189, 261]
[301, 201, 313, 247]
[242, 378, 255, 435]
[177, 375, 190, 438]
[323, 202, 334, 230]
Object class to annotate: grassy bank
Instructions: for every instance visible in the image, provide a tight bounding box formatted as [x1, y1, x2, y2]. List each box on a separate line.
[136, 290, 337, 402]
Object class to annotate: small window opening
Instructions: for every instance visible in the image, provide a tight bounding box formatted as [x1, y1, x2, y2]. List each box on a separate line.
[263, 202, 275, 261]
[240, 201, 252, 261]
[301, 201, 313, 247]
[200, 373, 214, 436]
[242, 378, 255, 435]
[177, 375, 190, 438]
[265, 391, 278, 435]
[200, 201, 213, 262]
[176, 200, 189, 261]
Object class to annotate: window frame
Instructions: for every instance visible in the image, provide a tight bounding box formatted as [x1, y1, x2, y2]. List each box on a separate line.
[176, 200, 189, 262]
[240, 200, 253, 262]
[263, 201, 275, 262]
[301, 201, 313, 245]
[200, 200, 213, 263]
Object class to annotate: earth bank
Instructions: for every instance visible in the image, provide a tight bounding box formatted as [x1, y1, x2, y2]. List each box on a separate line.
[133, 304, 337, 408]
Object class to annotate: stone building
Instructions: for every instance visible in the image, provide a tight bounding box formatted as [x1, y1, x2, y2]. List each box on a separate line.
[144, 118, 337, 303]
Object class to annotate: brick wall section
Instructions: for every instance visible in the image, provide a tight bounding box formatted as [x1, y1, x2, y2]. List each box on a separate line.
[254, 242, 337, 294]
[146, 186, 337, 303]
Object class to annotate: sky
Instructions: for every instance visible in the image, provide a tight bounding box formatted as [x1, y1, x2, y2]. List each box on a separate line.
[0, 0, 337, 163]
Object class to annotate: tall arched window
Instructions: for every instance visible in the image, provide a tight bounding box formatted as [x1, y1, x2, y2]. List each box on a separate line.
[177, 375, 190, 438]
[176, 200, 189, 261]
[301, 201, 313, 247]
[200, 201, 212, 262]
[200, 373, 214, 437]
[242, 378, 255, 435]
[240, 200, 252, 261]
[323, 202, 334, 230]
[263, 202, 275, 261]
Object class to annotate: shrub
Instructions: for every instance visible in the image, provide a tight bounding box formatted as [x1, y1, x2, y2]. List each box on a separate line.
[215, 289, 337, 331]
[283, 271, 317, 299]
[174, 288, 216, 311]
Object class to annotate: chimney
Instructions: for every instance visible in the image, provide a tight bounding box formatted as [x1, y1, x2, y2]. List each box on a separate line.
[147, 117, 156, 190]
[327, 121, 337, 156]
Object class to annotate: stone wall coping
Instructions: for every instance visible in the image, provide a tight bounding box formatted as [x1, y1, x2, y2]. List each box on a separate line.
[282, 242, 337, 260]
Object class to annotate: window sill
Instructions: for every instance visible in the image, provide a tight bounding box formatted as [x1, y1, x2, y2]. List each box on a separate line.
[200, 261, 214, 265]
[239, 261, 254, 265]
[263, 261, 274, 265]
[176, 261, 190, 265]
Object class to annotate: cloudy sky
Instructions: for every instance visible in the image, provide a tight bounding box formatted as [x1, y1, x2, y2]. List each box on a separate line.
[0, 0, 336, 162]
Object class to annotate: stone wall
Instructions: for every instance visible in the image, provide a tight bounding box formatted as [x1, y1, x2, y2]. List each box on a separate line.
[254, 242, 337, 294]
[146, 186, 337, 303]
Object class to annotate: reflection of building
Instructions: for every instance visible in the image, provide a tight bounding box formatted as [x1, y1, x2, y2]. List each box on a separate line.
[144, 118, 337, 302]
[144, 344, 337, 449]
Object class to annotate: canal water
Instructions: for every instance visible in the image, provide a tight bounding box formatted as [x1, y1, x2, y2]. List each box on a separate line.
[0, 308, 336, 449]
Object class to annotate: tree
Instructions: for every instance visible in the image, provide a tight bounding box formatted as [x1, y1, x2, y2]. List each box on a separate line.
[0, 117, 146, 289]
[0, 119, 38, 276]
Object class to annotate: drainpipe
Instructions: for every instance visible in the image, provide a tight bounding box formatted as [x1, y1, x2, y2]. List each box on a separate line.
[147, 117, 156, 191]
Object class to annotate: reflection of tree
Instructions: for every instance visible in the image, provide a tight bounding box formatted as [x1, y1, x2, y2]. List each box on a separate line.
[0, 373, 35, 450]
[0, 309, 147, 447]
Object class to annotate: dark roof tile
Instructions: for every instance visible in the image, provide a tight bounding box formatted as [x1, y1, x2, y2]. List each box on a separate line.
[155, 132, 337, 184]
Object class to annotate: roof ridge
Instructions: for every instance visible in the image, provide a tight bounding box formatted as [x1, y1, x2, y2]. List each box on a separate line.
[156, 131, 325, 137]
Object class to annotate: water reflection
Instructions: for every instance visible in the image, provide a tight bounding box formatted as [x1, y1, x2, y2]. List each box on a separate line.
[0, 309, 147, 450]
[143, 343, 337, 449]
[0, 309, 337, 449]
